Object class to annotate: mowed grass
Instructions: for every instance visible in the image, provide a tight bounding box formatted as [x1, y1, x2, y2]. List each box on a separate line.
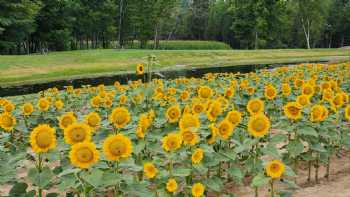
[0, 49, 349, 87]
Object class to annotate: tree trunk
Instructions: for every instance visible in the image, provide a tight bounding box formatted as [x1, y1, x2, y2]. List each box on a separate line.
[254, 31, 258, 49]
[154, 24, 158, 49]
[301, 18, 311, 49]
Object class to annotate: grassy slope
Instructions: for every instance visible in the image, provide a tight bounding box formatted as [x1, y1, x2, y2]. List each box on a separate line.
[0, 49, 349, 87]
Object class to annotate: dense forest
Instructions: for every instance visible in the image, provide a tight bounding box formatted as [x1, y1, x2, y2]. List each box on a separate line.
[0, 0, 350, 54]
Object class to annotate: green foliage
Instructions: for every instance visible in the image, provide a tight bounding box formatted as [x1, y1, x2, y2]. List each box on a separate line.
[125, 40, 231, 50]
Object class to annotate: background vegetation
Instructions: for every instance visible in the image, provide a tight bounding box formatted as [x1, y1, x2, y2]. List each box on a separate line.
[1, 0, 350, 54]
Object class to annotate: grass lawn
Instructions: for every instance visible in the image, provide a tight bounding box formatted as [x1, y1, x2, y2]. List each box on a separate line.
[0, 49, 349, 87]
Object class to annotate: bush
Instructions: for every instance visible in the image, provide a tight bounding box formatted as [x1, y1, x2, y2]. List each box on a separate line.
[125, 40, 232, 50]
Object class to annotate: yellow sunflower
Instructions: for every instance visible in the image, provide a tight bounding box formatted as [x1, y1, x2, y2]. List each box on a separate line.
[69, 142, 99, 169]
[22, 103, 34, 116]
[224, 87, 235, 98]
[310, 105, 328, 122]
[3, 102, 15, 113]
[85, 112, 101, 131]
[109, 107, 131, 128]
[302, 84, 315, 97]
[226, 110, 242, 126]
[166, 105, 181, 123]
[191, 148, 204, 164]
[198, 86, 213, 99]
[265, 160, 285, 179]
[166, 178, 178, 193]
[322, 89, 334, 102]
[162, 132, 182, 152]
[192, 103, 205, 114]
[281, 83, 291, 96]
[37, 98, 50, 112]
[331, 93, 345, 109]
[102, 134, 133, 161]
[180, 90, 190, 101]
[59, 112, 77, 129]
[181, 129, 199, 146]
[192, 183, 205, 197]
[284, 102, 302, 120]
[90, 96, 101, 108]
[206, 100, 222, 122]
[0, 112, 16, 132]
[247, 114, 271, 138]
[247, 98, 264, 115]
[136, 64, 145, 75]
[264, 85, 277, 100]
[54, 100, 64, 110]
[217, 119, 234, 140]
[143, 162, 158, 179]
[179, 113, 200, 131]
[64, 123, 92, 145]
[30, 124, 56, 153]
[345, 105, 350, 121]
[296, 94, 310, 107]
[207, 124, 218, 145]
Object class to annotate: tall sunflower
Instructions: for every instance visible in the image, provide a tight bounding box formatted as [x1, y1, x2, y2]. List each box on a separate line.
[264, 85, 277, 100]
[345, 105, 350, 121]
[103, 134, 133, 161]
[248, 114, 270, 137]
[181, 129, 199, 146]
[37, 98, 50, 112]
[247, 98, 264, 115]
[296, 94, 310, 107]
[109, 107, 131, 128]
[166, 178, 178, 193]
[136, 64, 145, 75]
[59, 112, 77, 130]
[64, 123, 92, 145]
[162, 132, 182, 152]
[166, 105, 181, 123]
[226, 110, 242, 126]
[22, 103, 34, 116]
[284, 102, 302, 120]
[69, 142, 99, 169]
[143, 162, 158, 179]
[0, 112, 16, 132]
[217, 119, 234, 140]
[198, 86, 213, 99]
[265, 160, 285, 178]
[310, 105, 328, 122]
[30, 124, 57, 153]
[191, 148, 204, 164]
[179, 113, 200, 131]
[84, 112, 101, 131]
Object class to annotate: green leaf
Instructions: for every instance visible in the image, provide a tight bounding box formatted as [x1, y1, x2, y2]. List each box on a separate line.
[262, 143, 281, 159]
[9, 182, 28, 196]
[172, 168, 191, 177]
[101, 171, 121, 187]
[310, 143, 326, 152]
[122, 182, 151, 197]
[251, 173, 270, 188]
[58, 174, 76, 192]
[218, 150, 236, 161]
[46, 193, 59, 197]
[287, 140, 304, 158]
[270, 134, 287, 145]
[134, 140, 146, 155]
[227, 167, 244, 183]
[28, 167, 54, 188]
[203, 177, 223, 192]
[299, 126, 318, 137]
[81, 169, 103, 188]
[284, 165, 297, 177]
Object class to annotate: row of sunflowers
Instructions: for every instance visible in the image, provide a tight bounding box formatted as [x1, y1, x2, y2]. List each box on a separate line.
[0, 61, 350, 197]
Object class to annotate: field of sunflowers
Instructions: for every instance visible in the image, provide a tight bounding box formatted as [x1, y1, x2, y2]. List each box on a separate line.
[0, 61, 350, 197]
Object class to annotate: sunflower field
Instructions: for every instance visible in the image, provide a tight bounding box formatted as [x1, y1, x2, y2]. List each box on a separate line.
[0, 61, 350, 197]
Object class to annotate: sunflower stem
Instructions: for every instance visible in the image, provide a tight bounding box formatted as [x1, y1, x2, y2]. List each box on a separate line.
[114, 161, 120, 197]
[307, 160, 312, 183]
[315, 154, 319, 184]
[37, 153, 43, 197]
[270, 179, 274, 197]
[325, 156, 330, 180]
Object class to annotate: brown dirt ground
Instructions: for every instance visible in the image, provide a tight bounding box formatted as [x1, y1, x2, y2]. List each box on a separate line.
[2, 154, 350, 196]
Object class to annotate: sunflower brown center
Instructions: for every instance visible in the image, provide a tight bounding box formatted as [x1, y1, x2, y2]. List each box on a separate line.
[109, 140, 126, 156]
[76, 148, 93, 162]
[252, 118, 266, 132]
[71, 127, 86, 142]
[1, 115, 13, 127]
[36, 131, 52, 148]
[288, 106, 300, 116]
[270, 163, 280, 173]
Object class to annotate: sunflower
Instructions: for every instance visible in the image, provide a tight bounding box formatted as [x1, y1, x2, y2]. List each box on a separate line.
[54, 100, 64, 110]
[0, 112, 16, 132]
[119, 94, 128, 105]
[206, 100, 222, 122]
[162, 132, 182, 152]
[284, 102, 302, 120]
[265, 160, 285, 179]
[103, 134, 133, 161]
[85, 112, 101, 131]
[224, 87, 235, 98]
[64, 123, 92, 145]
[180, 90, 190, 101]
[322, 89, 334, 102]
[166, 178, 178, 193]
[59, 112, 77, 129]
[217, 119, 234, 140]
[281, 83, 291, 96]
[136, 64, 145, 75]
[331, 93, 345, 109]
[226, 110, 242, 126]
[264, 85, 277, 100]
[198, 86, 213, 99]
[345, 105, 350, 121]
[247, 114, 270, 138]
[191, 148, 204, 164]
[296, 95, 310, 107]
[166, 105, 181, 123]
[37, 98, 50, 112]
[181, 129, 199, 146]
[22, 103, 34, 116]
[3, 102, 15, 112]
[104, 98, 113, 108]
[69, 142, 99, 169]
[179, 113, 200, 131]
[143, 162, 158, 179]
[192, 183, 205, 197]
[90, 96, 101, 108]
[207, 124, 218, 145]
[30, 124, 56, 153]
[310, 105, 328, 122]
[192, 103, 205, 114]
[302, 84, 315, 97]
[109, 107, 131, 128]
[247, 98, 264, 115]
